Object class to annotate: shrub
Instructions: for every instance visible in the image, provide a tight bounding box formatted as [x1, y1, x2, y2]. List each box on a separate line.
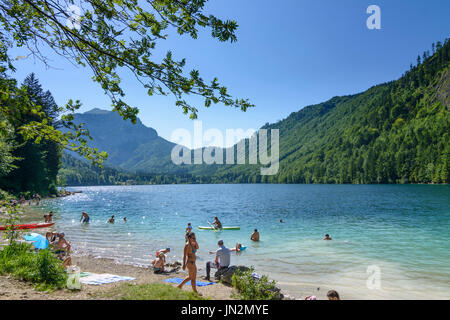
[231, 267, 279, 300]
[0, 189, 14, 201]
[0, 242, 67, 291]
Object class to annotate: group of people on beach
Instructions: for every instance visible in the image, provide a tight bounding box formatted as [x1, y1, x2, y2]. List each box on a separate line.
[166, 218, 263, 295]
[38, 209, 336, 298]
[3, 193, 40, 207]
[18, 193, 40, 206]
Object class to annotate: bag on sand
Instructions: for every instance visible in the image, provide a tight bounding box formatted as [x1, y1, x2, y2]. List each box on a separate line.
[66, 265, 82, 290]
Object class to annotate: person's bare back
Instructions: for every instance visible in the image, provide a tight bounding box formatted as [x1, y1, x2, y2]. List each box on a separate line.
[251, 229, 260, 241]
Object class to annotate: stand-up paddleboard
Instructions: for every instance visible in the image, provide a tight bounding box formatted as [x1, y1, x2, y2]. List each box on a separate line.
[198, 226, 240, 230]
[0, 222, 54, 231]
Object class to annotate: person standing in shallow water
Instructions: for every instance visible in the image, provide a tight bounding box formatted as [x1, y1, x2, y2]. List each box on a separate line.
[251, 229, 260, 241]
[178, 232, 200, 294]
[80, 212, 90, 223]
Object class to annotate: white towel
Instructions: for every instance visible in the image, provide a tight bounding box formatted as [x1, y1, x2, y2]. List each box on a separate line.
[79, 273, 135, 285]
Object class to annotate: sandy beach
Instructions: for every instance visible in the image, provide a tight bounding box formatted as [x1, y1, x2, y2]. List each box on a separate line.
[0, 255, 238, 300]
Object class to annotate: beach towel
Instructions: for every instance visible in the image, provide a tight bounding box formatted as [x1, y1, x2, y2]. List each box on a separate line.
[79, 273, 135, 285]
[163, 277, 216, 287]
[79, 272, 92, 278]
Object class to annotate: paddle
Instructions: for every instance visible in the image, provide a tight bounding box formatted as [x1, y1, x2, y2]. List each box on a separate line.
[207, 220, 218, 232]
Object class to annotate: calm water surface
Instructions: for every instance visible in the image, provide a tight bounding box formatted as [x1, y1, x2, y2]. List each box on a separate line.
[28, 184, 450, 299]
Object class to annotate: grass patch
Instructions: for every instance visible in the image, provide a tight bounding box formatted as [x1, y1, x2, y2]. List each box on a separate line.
[100, 283, 208, 300]
[0, 242, 67, 291]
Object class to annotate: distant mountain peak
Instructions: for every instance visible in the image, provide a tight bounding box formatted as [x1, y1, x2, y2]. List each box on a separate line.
[84, 108, 111, 115]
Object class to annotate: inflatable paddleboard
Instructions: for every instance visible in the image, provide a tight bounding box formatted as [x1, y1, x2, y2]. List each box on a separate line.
[198, 226, 240, 230]
[0, 222, 54, 231]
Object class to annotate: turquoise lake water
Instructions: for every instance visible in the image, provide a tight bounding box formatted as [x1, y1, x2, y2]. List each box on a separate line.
[31, 184, 449, 299]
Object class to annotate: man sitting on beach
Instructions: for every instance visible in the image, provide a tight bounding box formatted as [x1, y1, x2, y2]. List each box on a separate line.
[251, 229, 260, 241]
[204, 240, 230, 281]
[52, 233, 72, 268]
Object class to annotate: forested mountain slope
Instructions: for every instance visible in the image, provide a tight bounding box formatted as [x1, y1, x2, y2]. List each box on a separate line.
[60, 40, 449, 185]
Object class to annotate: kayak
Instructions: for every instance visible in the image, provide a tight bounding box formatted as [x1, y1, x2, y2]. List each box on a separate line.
[0, 222, 55, 231]
[198, 226, 240, 230]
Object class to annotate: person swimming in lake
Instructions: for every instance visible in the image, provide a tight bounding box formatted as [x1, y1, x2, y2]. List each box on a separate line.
[177, 232, 200, 294]
[108, 215, 115, 223]
[250, 229, 260, 241]
[327, 290, 340, 300]
[185, 223, 193, 240]
[80, 212, 90, 223]
[323, 234, 332, 240]
[212, 217, 222, 229]
[123, 217, 127, 222]
[230, 243, 244, 252]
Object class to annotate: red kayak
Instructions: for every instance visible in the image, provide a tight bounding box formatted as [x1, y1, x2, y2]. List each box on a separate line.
[0, 222, 54, 231]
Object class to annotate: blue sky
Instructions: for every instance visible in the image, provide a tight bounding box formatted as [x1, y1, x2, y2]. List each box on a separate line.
[7, 0, 450, 147]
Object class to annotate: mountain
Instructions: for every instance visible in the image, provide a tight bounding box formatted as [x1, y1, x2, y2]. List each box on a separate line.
[67, 108, 185, 173]
[60, 40, 449, 185]
[213, 39, 449, 184]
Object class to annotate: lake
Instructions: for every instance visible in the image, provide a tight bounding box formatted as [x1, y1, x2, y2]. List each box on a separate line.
[31, 184, 450, 299]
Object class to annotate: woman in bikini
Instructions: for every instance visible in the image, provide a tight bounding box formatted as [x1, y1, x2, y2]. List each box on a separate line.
[177, 232, 200, 294]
